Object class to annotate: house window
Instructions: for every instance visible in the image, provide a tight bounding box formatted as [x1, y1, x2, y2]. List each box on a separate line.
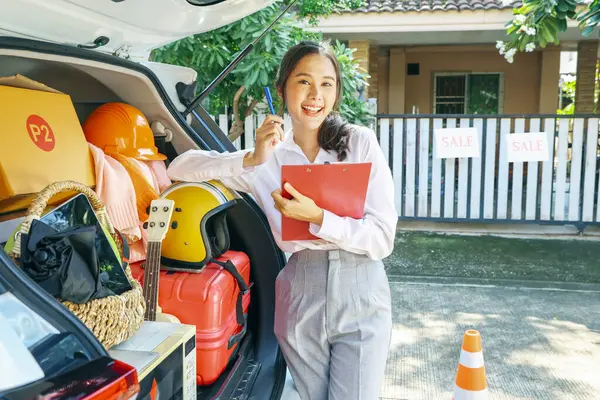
[433, 73, 503, 114]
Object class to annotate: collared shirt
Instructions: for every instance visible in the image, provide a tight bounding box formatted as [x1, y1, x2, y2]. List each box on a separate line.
[166, 124, 398, 260]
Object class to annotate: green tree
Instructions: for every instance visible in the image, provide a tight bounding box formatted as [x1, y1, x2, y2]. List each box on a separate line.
[334, 41, 372, 126]
[558, 76, 576, 114]
[497, 0, 598, 62]
[557, 61, 600, 114]
[151, 0, 370, 141]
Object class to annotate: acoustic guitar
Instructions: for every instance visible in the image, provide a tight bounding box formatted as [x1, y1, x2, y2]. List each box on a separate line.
[143, 199, 180, 323]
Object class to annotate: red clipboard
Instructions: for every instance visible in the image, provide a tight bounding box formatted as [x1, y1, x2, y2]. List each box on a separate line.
[281, 162, 372, 241]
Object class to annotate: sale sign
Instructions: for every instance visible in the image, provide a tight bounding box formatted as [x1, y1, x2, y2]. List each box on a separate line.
[506, 132, 549, 162]
[433, 127, 480, 159]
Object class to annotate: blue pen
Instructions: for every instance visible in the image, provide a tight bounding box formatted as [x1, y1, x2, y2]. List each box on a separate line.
[264, 86, 276, 115]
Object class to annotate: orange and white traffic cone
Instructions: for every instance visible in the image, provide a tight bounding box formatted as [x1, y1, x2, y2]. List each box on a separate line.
[453, 329, 488, 399]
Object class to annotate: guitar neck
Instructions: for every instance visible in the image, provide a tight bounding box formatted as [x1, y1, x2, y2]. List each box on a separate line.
[143, 241, 162, 321]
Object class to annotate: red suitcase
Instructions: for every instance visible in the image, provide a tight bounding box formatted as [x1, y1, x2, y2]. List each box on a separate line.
[130, 250, 252, 386]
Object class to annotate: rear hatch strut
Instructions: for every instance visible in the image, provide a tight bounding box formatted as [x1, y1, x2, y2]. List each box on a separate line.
[177, 0, 299, 151]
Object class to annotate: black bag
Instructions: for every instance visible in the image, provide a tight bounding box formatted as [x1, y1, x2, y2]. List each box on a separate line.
[20, 219, 113, 304]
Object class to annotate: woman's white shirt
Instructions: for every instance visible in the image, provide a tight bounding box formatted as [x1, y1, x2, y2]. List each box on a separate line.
[166, 125, 398, 260]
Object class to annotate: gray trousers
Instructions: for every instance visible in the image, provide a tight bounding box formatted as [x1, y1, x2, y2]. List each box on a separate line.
[274, 249, 392, 400]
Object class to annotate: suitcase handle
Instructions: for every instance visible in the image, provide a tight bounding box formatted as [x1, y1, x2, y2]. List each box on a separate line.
[228, 312, 247, 350]
[211, 259, 251, 334]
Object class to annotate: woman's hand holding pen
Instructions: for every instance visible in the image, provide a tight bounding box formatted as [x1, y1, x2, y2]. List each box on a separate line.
[243, 114, 284, 168]
[272, 182, 324, 226]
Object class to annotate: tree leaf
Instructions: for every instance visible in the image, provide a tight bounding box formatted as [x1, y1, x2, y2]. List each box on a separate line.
[557, 2, 569, 13]
[246, 68, 260, 88]
[558, 18, 568, 31]
[582, 25, 595, 36]
[151, 0, 367, 122]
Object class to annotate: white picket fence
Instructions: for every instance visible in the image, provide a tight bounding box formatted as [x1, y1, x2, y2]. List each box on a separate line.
[213, 113, 600, 226]
[213, 113, 375, 150]
[212, 113, 294, 151]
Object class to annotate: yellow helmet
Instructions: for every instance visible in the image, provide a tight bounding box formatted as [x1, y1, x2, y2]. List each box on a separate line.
[160, 180, 237, 271]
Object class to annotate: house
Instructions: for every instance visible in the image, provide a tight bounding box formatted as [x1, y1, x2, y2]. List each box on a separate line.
[311, 0, 599, 116]
[303, 1, 600, 228]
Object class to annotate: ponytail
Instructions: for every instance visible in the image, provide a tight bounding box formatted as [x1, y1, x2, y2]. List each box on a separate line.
[318, 112, 351, 162]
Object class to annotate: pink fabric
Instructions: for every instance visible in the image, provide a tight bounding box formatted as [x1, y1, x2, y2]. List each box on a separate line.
[144, 160, 172, 192]
[129, 158, 160, 192]
[87, 143, 141, 242]
[105, 158, 171, 264]
[126, 160, 171, 263]
[128, 222, 148, 263]
[126, 158, 164, 264]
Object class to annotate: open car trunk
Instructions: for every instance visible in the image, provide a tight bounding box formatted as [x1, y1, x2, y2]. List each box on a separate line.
[0, 37, 287, 400]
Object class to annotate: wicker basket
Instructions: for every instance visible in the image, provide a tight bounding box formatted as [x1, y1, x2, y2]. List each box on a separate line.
[9, 180, 146, 349]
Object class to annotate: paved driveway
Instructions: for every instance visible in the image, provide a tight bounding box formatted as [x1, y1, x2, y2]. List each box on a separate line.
[282, 232, 600, 399]
[381, 277, 600, 399]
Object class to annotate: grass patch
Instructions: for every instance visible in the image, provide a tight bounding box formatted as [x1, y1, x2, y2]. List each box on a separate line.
[384, 231, 600, 283]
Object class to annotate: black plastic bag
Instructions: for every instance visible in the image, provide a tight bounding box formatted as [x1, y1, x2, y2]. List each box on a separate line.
[20, 219, 113, 304]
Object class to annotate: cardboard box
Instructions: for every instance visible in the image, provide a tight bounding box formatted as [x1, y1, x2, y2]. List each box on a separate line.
[0, 75, 95, 214]
[109, 321, 197, 400]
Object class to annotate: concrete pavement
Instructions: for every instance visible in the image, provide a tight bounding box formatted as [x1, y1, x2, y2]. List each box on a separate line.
[281, 231, 600, 399]
[381, 277, 600, 399]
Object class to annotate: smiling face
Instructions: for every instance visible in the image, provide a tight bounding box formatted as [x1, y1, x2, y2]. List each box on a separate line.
[278, 51, 340, 136]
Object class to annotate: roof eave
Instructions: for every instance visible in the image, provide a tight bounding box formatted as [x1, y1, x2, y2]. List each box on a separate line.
[308, 9, 578, 34]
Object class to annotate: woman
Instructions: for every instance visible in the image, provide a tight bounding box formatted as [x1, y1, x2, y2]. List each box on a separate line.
[167, 40, 397, 400]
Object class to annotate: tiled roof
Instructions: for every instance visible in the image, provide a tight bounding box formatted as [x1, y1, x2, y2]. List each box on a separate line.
[344, 0, 523, 13]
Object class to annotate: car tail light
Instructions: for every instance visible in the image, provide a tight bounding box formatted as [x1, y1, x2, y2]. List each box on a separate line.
[81, 359, 140, 400]
[35, 357, 140, 400]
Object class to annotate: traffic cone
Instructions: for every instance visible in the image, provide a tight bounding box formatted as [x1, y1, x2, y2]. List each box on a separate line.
[453, 329, 488, 399]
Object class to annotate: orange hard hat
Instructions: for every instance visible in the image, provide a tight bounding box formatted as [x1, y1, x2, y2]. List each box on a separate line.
[82, 102, 166, 161]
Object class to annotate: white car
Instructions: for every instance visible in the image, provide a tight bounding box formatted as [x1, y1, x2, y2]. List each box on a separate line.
[0, 1, 299, 398]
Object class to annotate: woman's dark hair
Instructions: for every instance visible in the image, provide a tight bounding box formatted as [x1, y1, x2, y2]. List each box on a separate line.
[275, 40, 352, 161]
